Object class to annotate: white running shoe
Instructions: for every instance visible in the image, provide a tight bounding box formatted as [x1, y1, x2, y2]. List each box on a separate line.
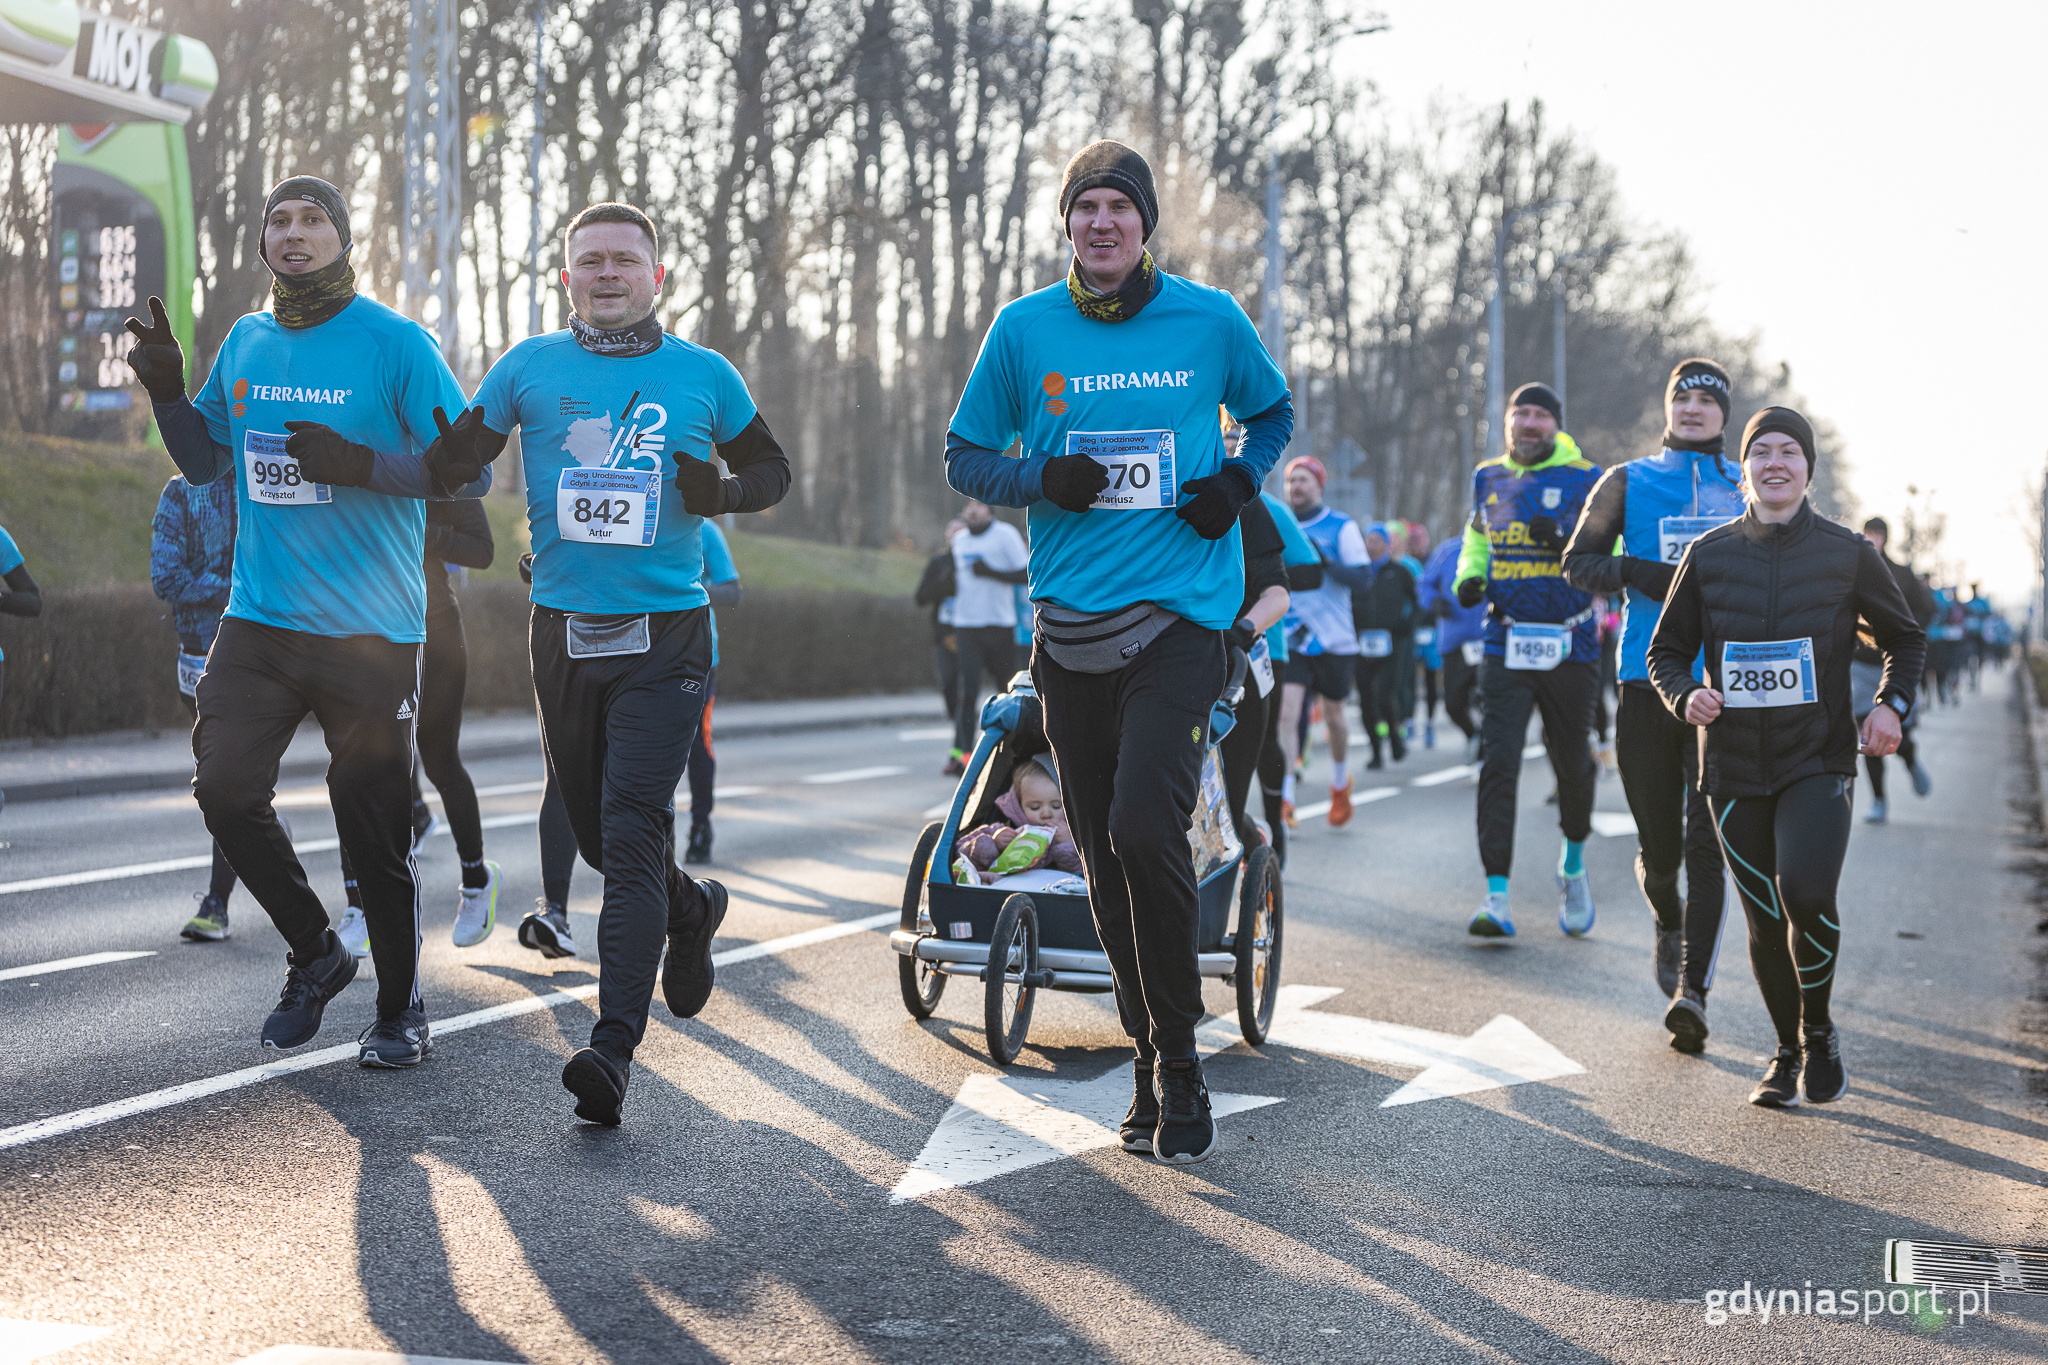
[335, 904, 371, 958]
[1909, 761, 1932, 797]
[1558, 871, 1595, 937]
[1865, 798, 1888, 825]
[451, 861, 502, 947]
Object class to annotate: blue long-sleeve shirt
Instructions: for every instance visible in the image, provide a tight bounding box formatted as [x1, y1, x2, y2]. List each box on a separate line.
[150, 474, 237, 649]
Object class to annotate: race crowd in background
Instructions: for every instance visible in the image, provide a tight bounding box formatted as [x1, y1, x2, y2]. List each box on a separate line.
[0, 139, 2016, 1160]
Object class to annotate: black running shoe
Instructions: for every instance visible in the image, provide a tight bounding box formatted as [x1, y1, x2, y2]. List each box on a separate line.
[358, 1006, 432, 1068]
[684, 821, 713, 866]
[517, 900, 578, 959]
[1664, 985, 1709, 1054]
[562, 1047, 630, 1125]
[1153, 1057, 1217, 1164]
[1654, 927, 1684, 999]
[261, 933, 357, 1051]
[1749, 1048, 1802, 1108]
[1389, 729, 1407, 763]
[1801, 1024, 1848, 1103]
[1121, 1058, 1160, 1154]
[662, 875, 729, 1018]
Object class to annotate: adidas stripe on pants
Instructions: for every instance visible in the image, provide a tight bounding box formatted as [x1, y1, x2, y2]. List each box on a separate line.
[194, 617, 425, 1019]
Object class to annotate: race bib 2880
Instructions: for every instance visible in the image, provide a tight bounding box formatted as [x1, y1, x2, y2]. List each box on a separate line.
[1720, 638, 1816, 709]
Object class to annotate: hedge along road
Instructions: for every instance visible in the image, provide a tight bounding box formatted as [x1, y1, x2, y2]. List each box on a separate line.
[0, 684, 2043, 1364]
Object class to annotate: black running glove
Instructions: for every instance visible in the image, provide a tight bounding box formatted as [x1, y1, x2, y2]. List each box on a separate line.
[1455, 576, 1487, 609]
[1527, 514, 1565, 552]
[422, 405, 494, 496]
[1176, 465, 1255, 541]
[123, 295, 186, 402]
[1039, 452, 1110, 512]
[282, 421, 374, 487]
[518, 552, 534, 585]
[1228, 616, 1260, 650]
[674, 452, 733, 516]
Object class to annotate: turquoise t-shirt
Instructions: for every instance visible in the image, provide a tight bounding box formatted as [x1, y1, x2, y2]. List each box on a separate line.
[949, 274, 1289, 629]
[476, 332, 756, 614]
[1260, 491, 1317, 663]
[0, 525, 20, 662]
[191, 297, 468, 643]
[699, 520, 738, 667]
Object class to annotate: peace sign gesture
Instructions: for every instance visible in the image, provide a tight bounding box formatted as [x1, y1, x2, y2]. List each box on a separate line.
[123, 296, 187, 403]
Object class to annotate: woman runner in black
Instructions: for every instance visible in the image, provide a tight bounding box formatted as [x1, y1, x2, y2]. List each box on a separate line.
[1648, 408, 1925, 1107]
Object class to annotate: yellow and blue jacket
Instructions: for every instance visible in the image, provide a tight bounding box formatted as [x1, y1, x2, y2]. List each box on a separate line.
[1455, 433, 1602, 662]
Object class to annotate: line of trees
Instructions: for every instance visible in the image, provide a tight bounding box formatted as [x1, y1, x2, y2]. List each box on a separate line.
[0, 0, 1852, 545]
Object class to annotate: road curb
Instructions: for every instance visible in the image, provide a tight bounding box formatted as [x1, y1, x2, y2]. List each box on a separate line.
[0, 701, 946, 805]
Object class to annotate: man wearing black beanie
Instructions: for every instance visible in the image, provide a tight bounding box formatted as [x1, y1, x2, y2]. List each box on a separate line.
[123, 176, 496, 1069]
[941, 137, 1294, 1165]
[1563, 356, 1743, 1052]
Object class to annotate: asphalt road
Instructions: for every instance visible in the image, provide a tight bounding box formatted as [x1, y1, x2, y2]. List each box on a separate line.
[1, 675, 2043, 1364]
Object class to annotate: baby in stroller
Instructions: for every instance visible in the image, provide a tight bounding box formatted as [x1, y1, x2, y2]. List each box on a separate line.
[952, 752, 1084, 886]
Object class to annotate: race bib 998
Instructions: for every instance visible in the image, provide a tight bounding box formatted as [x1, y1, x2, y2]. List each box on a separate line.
[1720, 638, 1816, 708]
[243, 430, 331, 506]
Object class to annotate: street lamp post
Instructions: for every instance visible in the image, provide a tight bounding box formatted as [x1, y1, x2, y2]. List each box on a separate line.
[527, 0, 546, 336]
[1482, 197, 1573, 459]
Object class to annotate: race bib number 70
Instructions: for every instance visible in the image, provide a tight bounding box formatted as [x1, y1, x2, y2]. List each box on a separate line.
[1068, 429, 1176, 511]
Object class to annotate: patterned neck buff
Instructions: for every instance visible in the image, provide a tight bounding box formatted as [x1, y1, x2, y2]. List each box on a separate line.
[1066, 251, 1160, 323]
[568, 310, 665, 357]
[269, 254, 358, 330]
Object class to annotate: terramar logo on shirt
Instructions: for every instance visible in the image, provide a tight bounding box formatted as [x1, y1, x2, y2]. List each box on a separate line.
[230, 376, 353, 419]
[1041, 368, 1195, 415]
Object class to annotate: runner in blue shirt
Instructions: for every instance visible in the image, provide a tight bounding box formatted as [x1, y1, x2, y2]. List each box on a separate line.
[125, 177, 492, 1067]
[945, 142, 1291, 1163]
[1563, 358, 1742, 1048]
[462, 202, 789, 1125]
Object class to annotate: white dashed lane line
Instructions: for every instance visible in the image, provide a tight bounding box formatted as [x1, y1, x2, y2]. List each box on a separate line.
[799, 765, 911, 785]
[0, 950, 156, 983]
[0, 911, 898, 1152]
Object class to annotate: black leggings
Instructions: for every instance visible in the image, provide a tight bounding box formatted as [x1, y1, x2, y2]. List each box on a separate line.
[1711, 773, 1852, 1048]
[1861, 730, 1918, 801]
[538, 769, 579, 908]
[686, 670, 716, 826]
[181, 688, 239, 903]
[1257, 681, 1287, 861]
[1219, 683, 1268, 838]
[1614, 684, 1725, 990]
[420, 600, 483, 864]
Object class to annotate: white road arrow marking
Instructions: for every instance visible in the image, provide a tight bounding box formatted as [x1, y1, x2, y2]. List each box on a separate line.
[0, 1319, 112, 1363]
[1196, 985, 1585, 1107]
[1589, 810, 1638, 838]
[890, 1064, 1281, 1203]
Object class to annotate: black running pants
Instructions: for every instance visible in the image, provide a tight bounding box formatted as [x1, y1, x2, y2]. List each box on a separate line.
[1475, 659, 1597, 879]
[1032, 619, 1225, 1060]
[538, 770, 578, 907]
[1615, 683, 1726, 992]
[1441, 647, 1479, 740]
[194, 619, 423, 1019]
[1710, 773, 1852, 1048]
[952, 625, 1018, 755]
[1219, 681, 1268, 839]
[531, 605, 713, 1061]
[686, 669, 717, 825]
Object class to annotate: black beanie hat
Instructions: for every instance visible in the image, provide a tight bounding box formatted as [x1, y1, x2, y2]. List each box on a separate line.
[1507, 381, 1563, 425]
[1739, 406, 1816, 476]
[1059, 141, 1159, 243]
[260, 176, 353, 262]
[1666, 358, 1732, 418]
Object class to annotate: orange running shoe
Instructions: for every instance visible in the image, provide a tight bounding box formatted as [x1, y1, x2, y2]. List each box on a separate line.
[1328, 776, 1354, 827]
[1282, 798, 1298, 828]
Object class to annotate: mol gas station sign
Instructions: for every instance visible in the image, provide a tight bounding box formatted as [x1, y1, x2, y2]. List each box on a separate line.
[1, 5, 214, 429]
